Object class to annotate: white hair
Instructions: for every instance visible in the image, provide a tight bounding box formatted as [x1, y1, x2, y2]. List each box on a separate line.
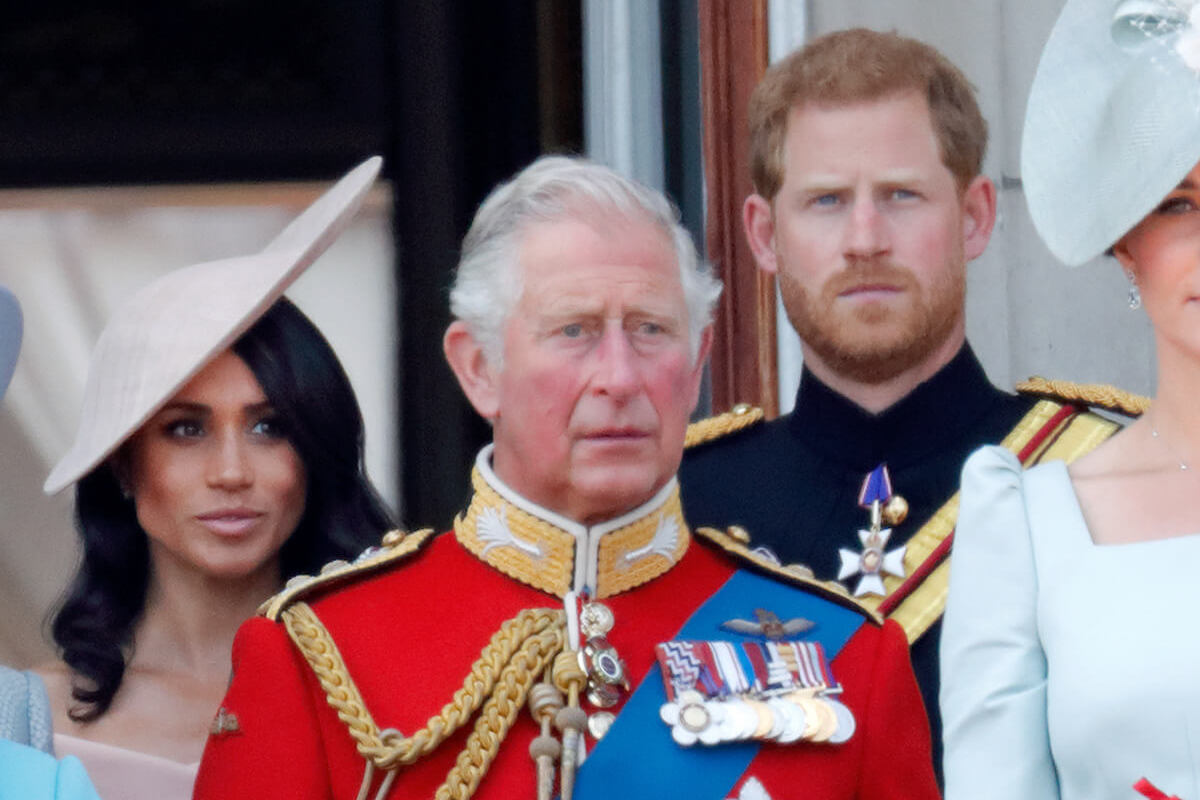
[449, 155, 723, 367]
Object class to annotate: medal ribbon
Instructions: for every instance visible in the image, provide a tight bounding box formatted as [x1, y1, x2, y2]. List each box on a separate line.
[573, 569, 867, 800]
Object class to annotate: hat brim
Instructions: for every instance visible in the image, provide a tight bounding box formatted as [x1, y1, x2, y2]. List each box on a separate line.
[1022, 0, 1200, 266]
[43, 156, 382, 494]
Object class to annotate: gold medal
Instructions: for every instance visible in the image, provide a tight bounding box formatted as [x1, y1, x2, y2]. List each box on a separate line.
[746, 698, 775, 740]
[808, 698, 839, 743]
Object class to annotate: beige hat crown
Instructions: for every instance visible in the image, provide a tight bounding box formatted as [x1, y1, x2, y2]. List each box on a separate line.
[44, 156, 382, 494]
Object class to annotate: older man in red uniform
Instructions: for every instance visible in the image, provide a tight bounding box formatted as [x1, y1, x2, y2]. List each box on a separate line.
[193, 156, 938, 800]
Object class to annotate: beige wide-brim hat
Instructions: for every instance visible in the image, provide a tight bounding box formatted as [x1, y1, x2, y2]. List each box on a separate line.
[0, 286, 21, 399]
[1023, 0, 1200, 266]
[44, 156, 382, 494]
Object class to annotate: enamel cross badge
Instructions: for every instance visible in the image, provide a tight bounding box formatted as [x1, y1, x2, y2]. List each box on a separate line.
[837, 464, 907, 597]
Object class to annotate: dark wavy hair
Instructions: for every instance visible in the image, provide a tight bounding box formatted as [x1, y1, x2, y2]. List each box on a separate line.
[51, 297, 395, 721]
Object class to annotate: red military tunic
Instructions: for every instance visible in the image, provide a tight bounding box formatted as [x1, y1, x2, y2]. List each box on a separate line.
[194, 457, 938, 800]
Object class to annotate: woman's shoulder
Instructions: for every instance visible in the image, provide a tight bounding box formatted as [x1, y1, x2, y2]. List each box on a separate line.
[963, 444, 1073, 492]
[959, 445, 1080, 540]
[961, 445, 1035, 497]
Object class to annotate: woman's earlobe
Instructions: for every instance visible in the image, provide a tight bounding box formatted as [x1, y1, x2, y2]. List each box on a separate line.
[1110, 237, 1136, 271]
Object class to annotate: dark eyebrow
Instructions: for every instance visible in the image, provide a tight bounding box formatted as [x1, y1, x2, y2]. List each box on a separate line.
[1179, 177, 1197, 191]
[159, 400, 274, 415]
[160, 401, 210, 415]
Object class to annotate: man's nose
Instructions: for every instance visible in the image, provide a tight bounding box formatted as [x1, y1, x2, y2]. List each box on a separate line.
[843, 198, 889, 259]
[591, 326, 640, 400]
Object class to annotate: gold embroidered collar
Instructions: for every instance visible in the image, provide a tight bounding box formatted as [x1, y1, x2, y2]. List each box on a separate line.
[454, 445, 690, 599]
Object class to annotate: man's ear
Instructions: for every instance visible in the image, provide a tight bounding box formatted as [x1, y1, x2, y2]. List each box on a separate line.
[742, 194, 779, 275]
[443, 321, 501, 420]
[961, 175, 998, 262]
[687, 325, 715, 412]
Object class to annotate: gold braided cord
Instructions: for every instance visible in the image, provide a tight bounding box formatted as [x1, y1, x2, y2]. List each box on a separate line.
[684, 404, 764, 448]
[282, 602, 567, 776]
[1017, 376, 1150, 417]
[435, 620, 568, 800]
[282, 602, 389, 764]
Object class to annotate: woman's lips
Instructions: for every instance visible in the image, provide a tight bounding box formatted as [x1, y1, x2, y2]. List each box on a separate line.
[196, 510, 264, 537]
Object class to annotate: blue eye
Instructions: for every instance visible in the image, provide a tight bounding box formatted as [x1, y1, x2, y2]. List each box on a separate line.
[891, 188, 917, 200]
[812, 194, 840, 207]
[251, 416, 287, 438]
[562, 323, 584, 338]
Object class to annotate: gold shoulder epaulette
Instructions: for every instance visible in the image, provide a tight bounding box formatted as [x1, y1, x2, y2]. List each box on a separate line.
[1017, 376, 1150, 418]
[694, 526, 883, 626]
[685, 403, 764, 448]
[259, 528, 436, 621]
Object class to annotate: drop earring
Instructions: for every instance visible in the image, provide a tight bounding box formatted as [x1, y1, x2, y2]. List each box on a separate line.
[1125, 271, 1142, 310]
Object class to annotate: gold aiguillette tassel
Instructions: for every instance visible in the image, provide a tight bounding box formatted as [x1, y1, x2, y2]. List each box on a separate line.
[527, 681, 563, 800]
[552, 651, 588, 800]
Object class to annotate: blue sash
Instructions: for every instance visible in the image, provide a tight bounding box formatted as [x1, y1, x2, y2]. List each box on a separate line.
[573, 569, 867, 799]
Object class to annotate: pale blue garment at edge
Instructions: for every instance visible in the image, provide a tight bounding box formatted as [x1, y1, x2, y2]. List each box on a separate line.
[941, 446, 1200, 800]
[0, 665, 52, 752]
[0, 739, 101, 800]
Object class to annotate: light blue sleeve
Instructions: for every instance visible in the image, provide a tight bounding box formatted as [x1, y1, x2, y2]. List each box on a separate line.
[0, 740, 100, 800]
[940, 445, 1058, 800]
[54, 756, 102, 800]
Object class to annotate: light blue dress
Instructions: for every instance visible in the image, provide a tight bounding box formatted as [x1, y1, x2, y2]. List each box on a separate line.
[941, 446, 1200, 800]
[0, 739, 100, 800]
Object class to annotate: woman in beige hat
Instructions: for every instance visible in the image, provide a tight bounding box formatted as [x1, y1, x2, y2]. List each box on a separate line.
[9, 158, 395, 799]
[940, 2, 1200, 799]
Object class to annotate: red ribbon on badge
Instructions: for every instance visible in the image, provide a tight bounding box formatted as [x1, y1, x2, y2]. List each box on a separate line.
[1134, 778, 1181, 800]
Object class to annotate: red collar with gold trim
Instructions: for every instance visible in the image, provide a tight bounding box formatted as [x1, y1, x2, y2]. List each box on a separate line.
[454, 446, 689, 599]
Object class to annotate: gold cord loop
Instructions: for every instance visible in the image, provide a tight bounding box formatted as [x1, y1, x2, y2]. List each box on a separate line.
[282, 603, 568, 799]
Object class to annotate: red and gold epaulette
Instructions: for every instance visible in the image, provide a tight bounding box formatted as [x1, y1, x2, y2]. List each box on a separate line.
[259, 528, 436, 621]
[694, 525, 883, 626]
[684, 403, 764, 449]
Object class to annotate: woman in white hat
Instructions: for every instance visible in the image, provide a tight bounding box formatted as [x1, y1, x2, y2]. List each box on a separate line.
[940, 2, 1200, 799]
[11, 158, 395, 799]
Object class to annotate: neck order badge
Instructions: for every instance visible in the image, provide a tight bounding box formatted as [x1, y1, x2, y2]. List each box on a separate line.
[837, 465, 908, 597]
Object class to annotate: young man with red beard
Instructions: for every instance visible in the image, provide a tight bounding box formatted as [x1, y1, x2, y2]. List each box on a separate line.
[679, 28, 1120, 782]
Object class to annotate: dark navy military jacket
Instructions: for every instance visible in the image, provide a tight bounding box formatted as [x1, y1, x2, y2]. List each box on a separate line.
[679, 345, 1035, 783]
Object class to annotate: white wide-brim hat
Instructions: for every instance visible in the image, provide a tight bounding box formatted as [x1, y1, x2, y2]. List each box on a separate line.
[0, 286, 22, 399]
[44, 156, 383, 494]
[1023, 0, 1200, 266]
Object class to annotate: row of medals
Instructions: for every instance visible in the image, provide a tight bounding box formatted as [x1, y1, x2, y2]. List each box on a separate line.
[572, 602, 856, 746]
[665, 686, 855, 747]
